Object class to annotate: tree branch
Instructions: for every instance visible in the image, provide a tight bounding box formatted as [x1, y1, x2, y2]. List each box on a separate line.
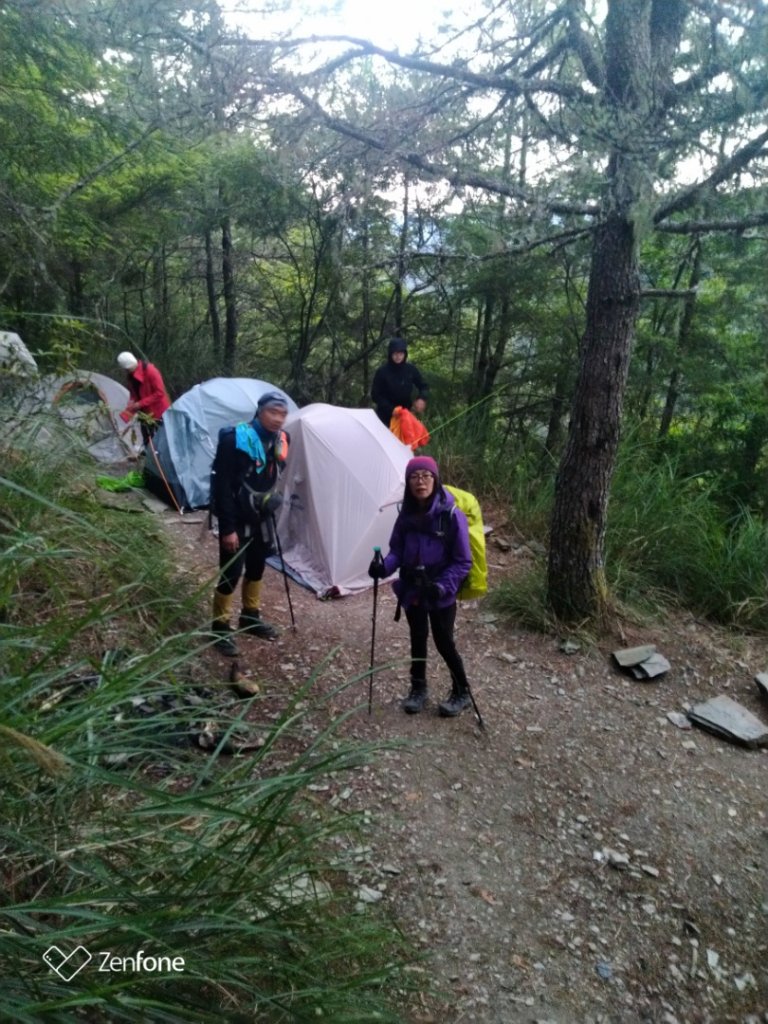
[640, 288, 698, 299]
[253, 33, 591, 104]
[42, 125, 160, 217]
[653, 127, 768, 223]
[656, 211, 768, 234]
[271, 79, 599, 217]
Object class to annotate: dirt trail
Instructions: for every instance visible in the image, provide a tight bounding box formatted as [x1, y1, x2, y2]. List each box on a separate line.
[164, 505, 768, 1024]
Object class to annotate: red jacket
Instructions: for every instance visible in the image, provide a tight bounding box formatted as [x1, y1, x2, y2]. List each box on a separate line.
[124, 361, 170, 421]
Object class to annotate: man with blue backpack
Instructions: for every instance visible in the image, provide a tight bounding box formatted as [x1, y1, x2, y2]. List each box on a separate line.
[209, 392, 290, 659]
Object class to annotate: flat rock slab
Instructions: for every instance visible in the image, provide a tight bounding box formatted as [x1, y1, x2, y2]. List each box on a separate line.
[141, 494, 175, 514]
[754, 673, 768, 701]
[613, 644, 670, 680]
[613, 644, 657, 668]
[96, 491, 144, 512]
[688, 694, 768, 748]
[629, 652, 671, 680]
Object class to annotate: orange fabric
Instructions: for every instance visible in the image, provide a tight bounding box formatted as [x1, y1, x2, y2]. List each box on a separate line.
[276, 429, 289, 464]
[389, 406, 430, 451]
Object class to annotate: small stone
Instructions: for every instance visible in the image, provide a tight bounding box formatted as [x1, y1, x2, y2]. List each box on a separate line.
[604, 848, 630, 869]
[734, 971, 755, 992]
[596, 960, 613, 980]
[357, 885, 383, 904]
[666, 711, 692, 730]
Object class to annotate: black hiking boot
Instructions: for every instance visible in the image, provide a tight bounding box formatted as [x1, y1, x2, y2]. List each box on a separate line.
[211, 622, 238, 657]
[438, 690, 472, 717]
[238, 611, 279, 640]
[402, 683, 428, 714]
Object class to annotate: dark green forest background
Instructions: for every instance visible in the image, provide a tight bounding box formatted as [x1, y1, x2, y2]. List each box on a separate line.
[2, 0, 767, 626]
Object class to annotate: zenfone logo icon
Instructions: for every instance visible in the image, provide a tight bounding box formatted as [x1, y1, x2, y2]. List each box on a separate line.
[42, 945, 93, 981]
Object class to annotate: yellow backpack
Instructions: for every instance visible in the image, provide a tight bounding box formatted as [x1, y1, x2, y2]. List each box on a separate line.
[444, 484, 488, 600]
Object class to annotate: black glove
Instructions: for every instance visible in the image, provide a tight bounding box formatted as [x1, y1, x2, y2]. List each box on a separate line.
[368, 558, 387, 580]
[260, 491, 283, 515]
[425, 582, 443, 603]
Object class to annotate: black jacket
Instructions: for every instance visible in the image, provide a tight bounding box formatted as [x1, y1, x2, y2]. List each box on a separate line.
[371, 350, 429, 425]
[212, 424, 286, 536]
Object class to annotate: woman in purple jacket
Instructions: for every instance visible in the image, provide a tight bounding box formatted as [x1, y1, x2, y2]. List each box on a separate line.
[369, 455, 474, 717]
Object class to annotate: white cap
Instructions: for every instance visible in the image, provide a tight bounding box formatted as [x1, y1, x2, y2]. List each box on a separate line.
[117, 351, 139, 372]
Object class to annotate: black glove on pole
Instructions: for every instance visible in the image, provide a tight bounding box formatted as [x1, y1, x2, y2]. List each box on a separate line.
[272, 512, 295, 629]
[368, 547, 384, 714]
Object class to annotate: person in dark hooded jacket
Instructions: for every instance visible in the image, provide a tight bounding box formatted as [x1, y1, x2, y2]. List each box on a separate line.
[370, 337, 429, 427]
[368, 455, 474, 717]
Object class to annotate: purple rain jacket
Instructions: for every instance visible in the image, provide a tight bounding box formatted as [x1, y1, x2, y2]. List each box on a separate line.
[381, 486, 472, 610]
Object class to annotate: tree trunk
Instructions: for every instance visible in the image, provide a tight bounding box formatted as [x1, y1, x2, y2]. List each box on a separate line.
[547, 0, 685, 621]
[659, 242, 702, 437]
[204, 227, 221, 359]
[543, 365, 568, 462]
[548, 213, 640, 620]
[221, 214, 237, 374]
[360, 169, 372, 402]
[394, 175, 409, 333]
[153, 244, 169, 355]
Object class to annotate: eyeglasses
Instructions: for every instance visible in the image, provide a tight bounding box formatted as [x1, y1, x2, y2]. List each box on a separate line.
[409, 472, 434, 482]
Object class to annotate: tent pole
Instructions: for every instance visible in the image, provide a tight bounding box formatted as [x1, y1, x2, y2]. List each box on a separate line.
[146, 435, 182, 514]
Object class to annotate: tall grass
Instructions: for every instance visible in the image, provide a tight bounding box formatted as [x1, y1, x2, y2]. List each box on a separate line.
[607, 444, 768, 629]
[0, 419, 413, 1022]
[481, 430, 768, 633]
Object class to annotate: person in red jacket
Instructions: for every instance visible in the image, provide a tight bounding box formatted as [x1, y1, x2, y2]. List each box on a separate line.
[117, 351, 170, 445]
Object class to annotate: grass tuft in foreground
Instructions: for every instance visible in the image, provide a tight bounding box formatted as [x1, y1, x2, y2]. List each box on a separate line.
[0, 421, 414, 1023]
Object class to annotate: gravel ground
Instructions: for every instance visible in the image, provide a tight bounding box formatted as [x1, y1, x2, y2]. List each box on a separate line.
[164, 506, 768, 1024]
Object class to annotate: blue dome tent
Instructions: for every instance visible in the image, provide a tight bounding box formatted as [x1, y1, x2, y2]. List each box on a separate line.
[144, 377, 297, 510]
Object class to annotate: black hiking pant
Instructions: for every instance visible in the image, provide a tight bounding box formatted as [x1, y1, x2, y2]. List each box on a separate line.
[216, 525, 270, 595]
[405, 602, 468, 693]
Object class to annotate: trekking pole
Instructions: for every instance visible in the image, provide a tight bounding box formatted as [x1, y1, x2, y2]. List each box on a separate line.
[465, 681, 486, 733]
[272, 513, 296, 629]
[368, 546, 384, 715]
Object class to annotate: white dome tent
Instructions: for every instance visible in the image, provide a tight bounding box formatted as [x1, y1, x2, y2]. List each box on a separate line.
[0, 331, 38, 377]
[13, 370, 142, 464]
[271, 404, 412, 597]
